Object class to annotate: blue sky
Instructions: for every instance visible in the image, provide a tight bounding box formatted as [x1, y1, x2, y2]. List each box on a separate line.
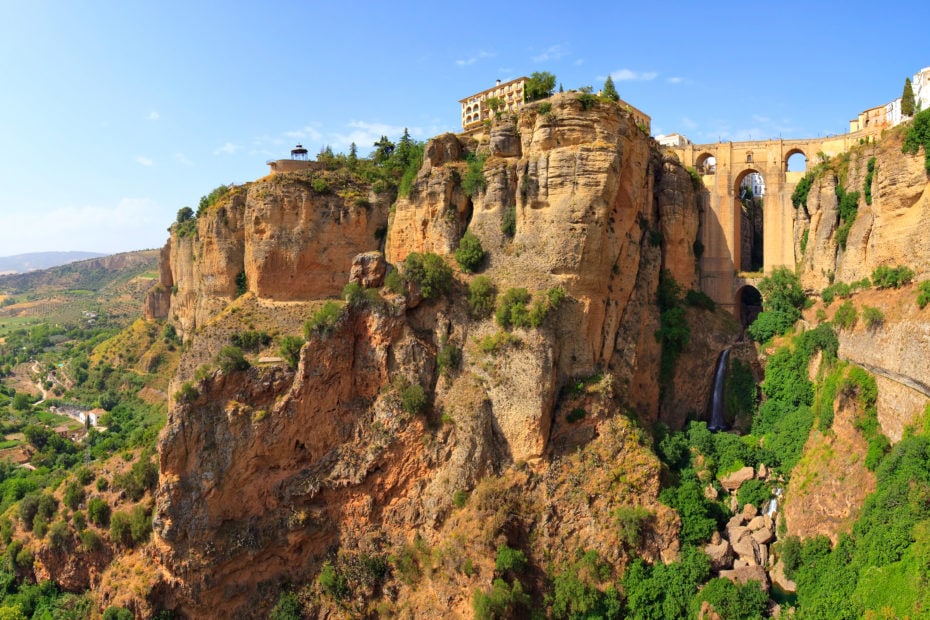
[1, 1, 928, 255]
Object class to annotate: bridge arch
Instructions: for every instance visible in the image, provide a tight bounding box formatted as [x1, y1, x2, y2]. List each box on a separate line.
[695, 152, 716, 175]
[736, 285, 763, 327]
[785, 148, 808, 172]
[734, 168, 765, 272]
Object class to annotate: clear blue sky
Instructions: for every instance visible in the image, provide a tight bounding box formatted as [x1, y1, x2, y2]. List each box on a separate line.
[1, 1, 927, 255]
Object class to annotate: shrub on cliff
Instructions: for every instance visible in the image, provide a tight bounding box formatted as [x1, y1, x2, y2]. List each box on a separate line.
[903, 107, 930, 172]
[468, 276, 497, 319]
[400, 383, 427, 415]
[462, 153, 488, 197]
[279, 336, 304, 369]
[305, 301, 342, 337]
[402, 252, 453, 300]
[454, 232, 485, 273]
[918, 281, 930, 309]
[216, 345, 250, 374]
[748, 267, 806, 342]
[87, 498, 110, 527]
[871, 264, 914, 289]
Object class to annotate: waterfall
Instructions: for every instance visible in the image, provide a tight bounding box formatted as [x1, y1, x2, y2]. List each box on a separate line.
[708, 349, 730, 432]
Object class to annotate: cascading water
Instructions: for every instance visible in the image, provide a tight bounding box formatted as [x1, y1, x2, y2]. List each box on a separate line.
[708, 349, 730, 431]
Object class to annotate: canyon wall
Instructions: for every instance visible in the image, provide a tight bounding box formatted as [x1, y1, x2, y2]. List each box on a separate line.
[147, 94, 718, 617]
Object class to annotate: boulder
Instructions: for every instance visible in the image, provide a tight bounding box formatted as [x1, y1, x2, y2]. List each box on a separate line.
[704, 484, 719, 500]
[757, 463, 768, 479]
[720, 466, 755, 492]
[704, 539, 733, 571]
[752, 527, 775, 545]
[747, 516, 766, 531]
[349, 251, 387, 289]
[720, 565, 770, 591]
[741, 503, 759, 519]
[731, 533, 760, 565]
[770, 559, 797, 594]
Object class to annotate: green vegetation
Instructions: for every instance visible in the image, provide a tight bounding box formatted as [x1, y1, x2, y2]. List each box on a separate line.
[216, 345, 249, 374]
[278, 336, 304, 369]
[861, 305, 884, 329]
[791, 170, 816, 211]
[864, 157, 877, 205]
[903, 108, 930, 172]
[654, 272, 690, 383]
[495, 287, 565, 330]
[462, 153, 488, 198]
[524, 71, 556, 102]
[622, 546, 710, 619]
[501, 204, 516, 238]
[467, 276, 497, 319]
[436, 342, 461, 378]
[834, 181, 860, 250]
[918, 280, 930, 309]
[401, 252, 453, 301]
[693, 578, 768, 619]
[477, 331, 519, 355]
[495, 544, 527, 574]
[832, 300, 858, 330]
[399, 383, 426, 415]
[871, 264, 914, 289]
[230, 329, 271, 351]
[902, 77, 916, 117]
[304, 301, 343, 337]
[747, 267, 806, 342]
[472, 578, 530, 619]
[454, 232, 485, 273]
[602, 75, 619, 102]
[800, 228, 809, 254]
[549, 550, 621, 619]
[615, 506, 653, 550]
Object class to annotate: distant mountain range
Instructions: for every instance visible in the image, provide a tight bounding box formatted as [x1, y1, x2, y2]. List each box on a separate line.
[0, 251, 107, 274]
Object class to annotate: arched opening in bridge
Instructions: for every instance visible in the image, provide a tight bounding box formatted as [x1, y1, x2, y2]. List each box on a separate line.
[736, 170, 765, 272]
[695, 153, 716, 175]
[736, 285, 763, 327]
[786, 150, 807, 173]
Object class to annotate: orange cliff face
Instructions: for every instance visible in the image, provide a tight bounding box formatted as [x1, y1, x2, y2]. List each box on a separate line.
[142, 94, 706, 618]
[144, 177, 392, 337]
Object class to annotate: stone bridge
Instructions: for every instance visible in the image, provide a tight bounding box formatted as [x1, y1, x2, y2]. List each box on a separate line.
[669, 129, 879, 320]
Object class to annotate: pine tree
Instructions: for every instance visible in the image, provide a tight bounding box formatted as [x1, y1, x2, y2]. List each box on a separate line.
[902, 77, 916, 117]
[602, 75, 619, 102]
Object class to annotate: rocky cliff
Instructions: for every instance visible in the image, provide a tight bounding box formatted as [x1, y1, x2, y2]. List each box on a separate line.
[143, 94, 722, 617]
[145, 175, 391, 338]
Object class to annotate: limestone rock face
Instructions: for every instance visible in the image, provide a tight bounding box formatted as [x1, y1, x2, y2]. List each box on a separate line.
[155, 179, 389, 338]
[797, 133, 930, 291]
[148, 94, 704, 617]
[349, 251, 387, 288]
[388, 95, 702, 422]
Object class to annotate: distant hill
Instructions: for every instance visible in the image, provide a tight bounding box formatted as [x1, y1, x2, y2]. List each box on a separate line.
[0, 250, 158, 295]
[0, 251, 107, 274]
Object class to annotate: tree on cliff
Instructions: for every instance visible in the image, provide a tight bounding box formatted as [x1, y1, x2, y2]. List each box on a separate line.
[902, 78, 916, 117]
[602, 76, 619, 102]
[373, 136, 395, 164]
[525, 72, 556, 102]
[176, 207, 194, 224]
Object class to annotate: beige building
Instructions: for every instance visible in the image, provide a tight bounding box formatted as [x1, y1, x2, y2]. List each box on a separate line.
[656, 133, 691, 147]
[460, 77, 528, 129]
[849, 104, 890, 132]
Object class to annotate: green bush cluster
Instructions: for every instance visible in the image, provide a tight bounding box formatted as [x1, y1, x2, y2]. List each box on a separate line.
[467, 276, 497, 319]
[861, 305, 884, 329]
[654, 271, 691, 383]
[791, 170, 816, 210]
[549, 550, 621, 619]
[477, 331, 519, 355]
[230, 330, 270, 351]
[834, 183, 860, 250]
[832, 300, 858, 330]
[871, 264, 914, 289]
[821, 278, 870, 305]
[278, 336, 304, 369]
[918, 281, 930, 309]
[501, 204, 517, 237]
[454, 232, 485, 273]
[495, 287, 566, 330]
[401, 252, 453, 300]
[790, 434, 930, 617]
[304, 301, 343, 337]
[216, 345, 250, 374]
[747, 267, 806, 342]
[398, 382, 426, 415]
[902, 107, 930, 172]
[462, 153, 488, 198]
[436, 342, 461, 378]
[864, 157, 877, 205]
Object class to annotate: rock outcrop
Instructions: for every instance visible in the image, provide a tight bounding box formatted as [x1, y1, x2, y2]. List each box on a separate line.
[148, 94, 708, 617]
